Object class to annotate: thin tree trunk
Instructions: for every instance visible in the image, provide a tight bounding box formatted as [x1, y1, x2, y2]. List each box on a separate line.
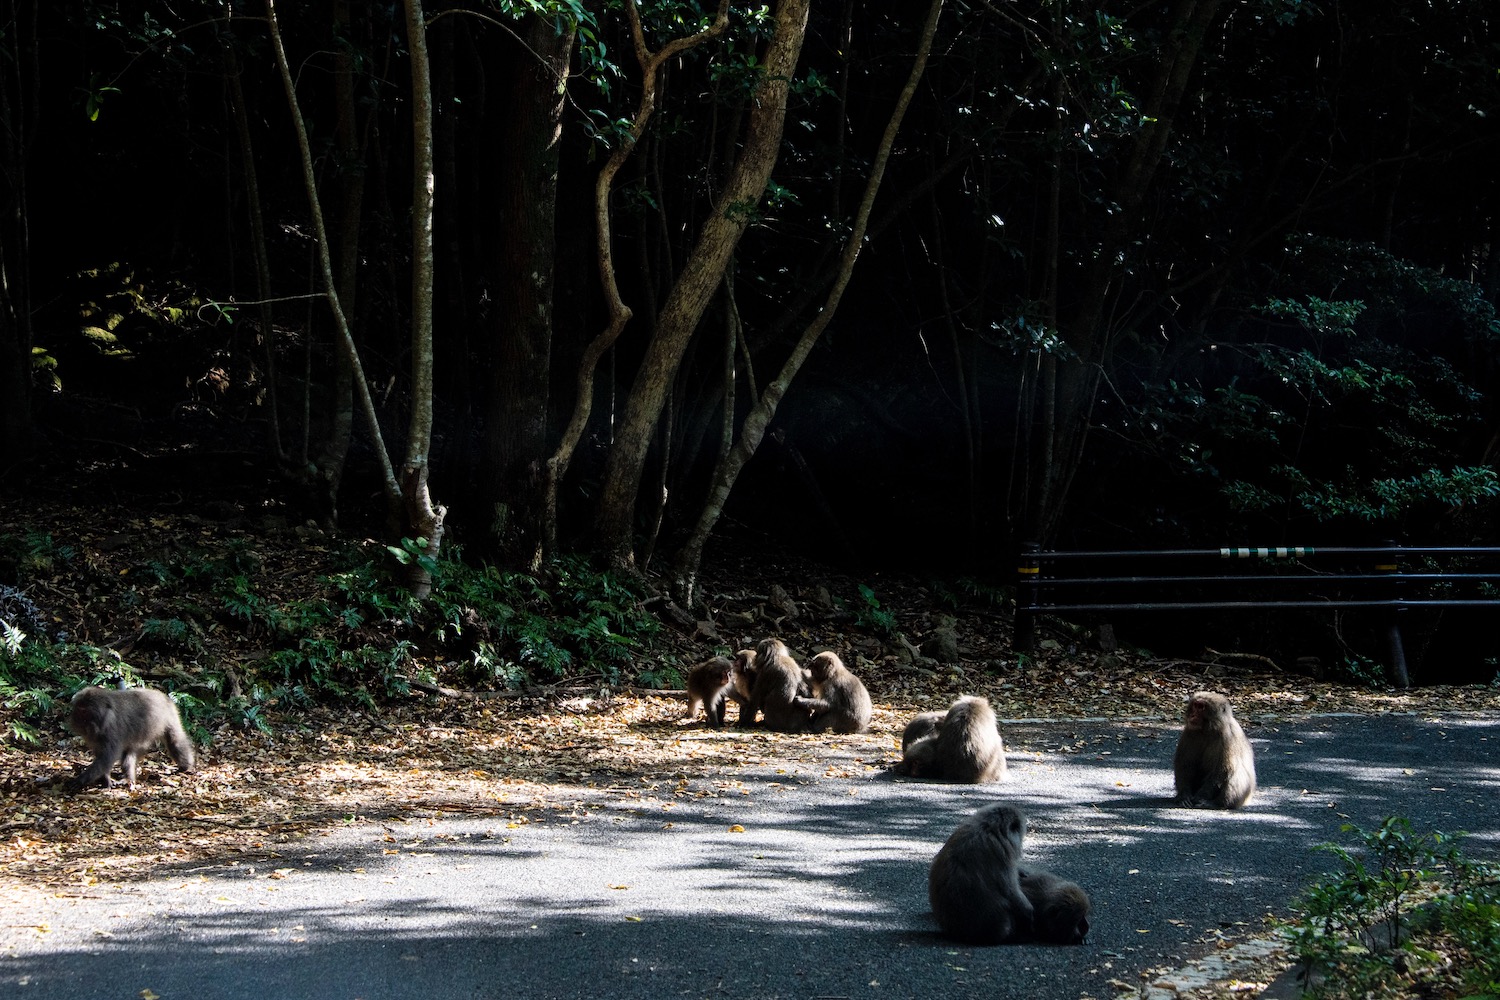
[670, 0, 945, 604]
[594, 0, 811, 568]
[542, 1, 730, 555]
[312, 0, 369, 526]
[399, 0, 446, 598]
[220, 26, 285, 466]
[0, 0, 37, 462]
[483, 14, 574, 570]
[265, 0, 402, 519]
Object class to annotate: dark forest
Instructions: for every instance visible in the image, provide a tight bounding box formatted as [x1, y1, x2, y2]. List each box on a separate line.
[1, 0, 1497, 701]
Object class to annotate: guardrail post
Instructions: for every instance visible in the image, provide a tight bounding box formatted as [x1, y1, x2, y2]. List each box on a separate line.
[1377, 540, 1411, 688]
[1015, 541, 1041, 653]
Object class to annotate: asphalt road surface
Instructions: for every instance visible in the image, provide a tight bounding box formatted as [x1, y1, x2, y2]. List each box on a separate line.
[5, 712, 1499, 1000]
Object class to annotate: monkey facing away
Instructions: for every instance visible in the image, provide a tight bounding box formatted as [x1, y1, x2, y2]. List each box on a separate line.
[685, 656, 736, 727]
[1018, 867, 1092, 944]
[793, 651, 872, 734]
[69, 686, 196, 790]
[737, 638, 812, 733]
[928, 802, 1034, 944]
[901, 710, 945, 752]
[1173, 690, 1256, 809]
[897, 695, 1006, 782]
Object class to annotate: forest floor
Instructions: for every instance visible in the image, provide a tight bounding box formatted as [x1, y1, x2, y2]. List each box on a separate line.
[3, 466, 1500, 998]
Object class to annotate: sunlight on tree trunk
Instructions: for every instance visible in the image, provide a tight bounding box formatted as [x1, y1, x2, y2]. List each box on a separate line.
[543, 0, 731, 557]
[399, 0, 446, 598]
[266, 0, 453, 594]
[592, 0, 811, 569]
[669, 0, 946, 606]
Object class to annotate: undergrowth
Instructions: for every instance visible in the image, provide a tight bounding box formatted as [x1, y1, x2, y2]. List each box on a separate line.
[0, 528, 666, 741]
[1288, 816, 1500, 999]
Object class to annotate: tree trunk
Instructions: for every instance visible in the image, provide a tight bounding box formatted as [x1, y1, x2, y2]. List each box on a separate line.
[219, 24, 286, 467]
[265, 0, 402, 522]
[482, 14, 574, 570]
[669, 0, 944, 604]
[543, 1, 730, 555]
[593, 0, 811, 568]
[399, 0, 446, 598]
[311, 0, 369, 526]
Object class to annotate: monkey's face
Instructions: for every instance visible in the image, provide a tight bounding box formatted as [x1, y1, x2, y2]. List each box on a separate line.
[1186, 692, 1229, 728]
[708, 665, 731, 687]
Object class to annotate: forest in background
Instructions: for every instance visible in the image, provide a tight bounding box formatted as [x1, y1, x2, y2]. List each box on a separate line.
[1, 1, 1498, 699]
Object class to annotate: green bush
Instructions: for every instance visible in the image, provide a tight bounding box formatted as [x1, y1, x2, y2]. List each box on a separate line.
[1289, 816, 1500, 999]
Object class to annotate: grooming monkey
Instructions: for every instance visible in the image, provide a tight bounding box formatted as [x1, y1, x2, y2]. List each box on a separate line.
[737, 638, 813, 733]
[794, 651, 872, 734]
[897, 695, 1006, 782]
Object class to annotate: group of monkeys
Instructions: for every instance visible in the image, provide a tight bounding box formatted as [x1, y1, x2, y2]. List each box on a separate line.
[65, 640, 1258, 950]
[687, 639, 1259, 946]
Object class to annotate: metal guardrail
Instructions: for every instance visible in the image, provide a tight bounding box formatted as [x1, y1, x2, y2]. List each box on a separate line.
[1013, 543, 1500, 688]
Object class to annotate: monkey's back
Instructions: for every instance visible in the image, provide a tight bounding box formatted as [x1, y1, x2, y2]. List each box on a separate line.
[928, 810, 1028, 944]
[939, 697, 1006, 782]
[813, 670, 872, 734]
[752, 657, 810, 732]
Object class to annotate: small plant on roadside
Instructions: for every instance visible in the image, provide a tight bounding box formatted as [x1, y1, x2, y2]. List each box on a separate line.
[1287, 816, 1500, 999]
[1333, 654, 1386, 690]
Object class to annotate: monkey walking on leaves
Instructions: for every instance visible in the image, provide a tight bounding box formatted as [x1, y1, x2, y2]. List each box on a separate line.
[69, 686, 196, 790]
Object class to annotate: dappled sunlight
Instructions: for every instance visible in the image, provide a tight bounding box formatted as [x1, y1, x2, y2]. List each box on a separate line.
[6, 713, 1500, 1000]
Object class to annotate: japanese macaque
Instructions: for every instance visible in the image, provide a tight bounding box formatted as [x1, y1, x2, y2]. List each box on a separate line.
[897, 696, 1006, 783]
[737, 638, 812, 733]
[1172, 691, 1256, 809]
[928, 803, 1033, 945]
[685, 656, 735, 727]
[1018, 867, 1092, 944]
[68, 686, 196, 790]
[901, 710, 945, 752]
[730, 648, 758, 710]
[793, 651, 872, 734]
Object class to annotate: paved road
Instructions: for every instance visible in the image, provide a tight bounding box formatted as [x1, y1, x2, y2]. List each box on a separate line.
[5, 712, 1499, 1000]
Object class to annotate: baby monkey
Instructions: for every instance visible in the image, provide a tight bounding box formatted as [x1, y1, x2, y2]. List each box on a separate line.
[685, 656, 736, 727]
[69, 686, 196, 790]
[1018, 867, 1092, 944]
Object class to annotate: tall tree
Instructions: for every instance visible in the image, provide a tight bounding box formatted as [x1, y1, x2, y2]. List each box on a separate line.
[481, 12, 576, 570]
[592, 0, 811, 568]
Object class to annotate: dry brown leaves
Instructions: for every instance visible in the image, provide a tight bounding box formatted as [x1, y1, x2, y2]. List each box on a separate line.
[6, 651, 1498, 891]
